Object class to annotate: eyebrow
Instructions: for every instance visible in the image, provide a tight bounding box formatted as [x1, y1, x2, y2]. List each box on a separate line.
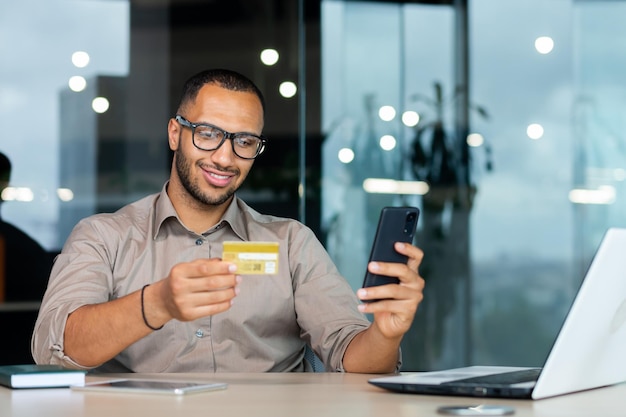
[194, 120, 262, 137]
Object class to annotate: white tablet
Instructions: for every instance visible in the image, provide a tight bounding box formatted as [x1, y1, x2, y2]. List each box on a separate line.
[71, 378, 228, 395]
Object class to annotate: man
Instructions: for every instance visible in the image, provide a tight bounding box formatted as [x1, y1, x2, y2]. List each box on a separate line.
[32, 69, 425, 373]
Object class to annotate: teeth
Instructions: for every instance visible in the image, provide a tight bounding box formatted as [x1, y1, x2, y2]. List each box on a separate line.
[210, 172, 229, 180]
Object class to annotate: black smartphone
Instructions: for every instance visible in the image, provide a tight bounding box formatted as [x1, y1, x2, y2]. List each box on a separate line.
[361, 206, 420, 290]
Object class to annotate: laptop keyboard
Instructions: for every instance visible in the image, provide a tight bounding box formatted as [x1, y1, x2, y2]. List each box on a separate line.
[443, 368, 542, 386]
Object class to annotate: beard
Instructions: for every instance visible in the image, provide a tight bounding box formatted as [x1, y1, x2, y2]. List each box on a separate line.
[174, 146, 240, 207]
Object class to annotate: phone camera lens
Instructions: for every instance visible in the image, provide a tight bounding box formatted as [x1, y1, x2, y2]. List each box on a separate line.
[404, 212, 416, 234]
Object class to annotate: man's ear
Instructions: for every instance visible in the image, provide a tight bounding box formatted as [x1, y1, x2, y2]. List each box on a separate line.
[167, 118, 180, 151]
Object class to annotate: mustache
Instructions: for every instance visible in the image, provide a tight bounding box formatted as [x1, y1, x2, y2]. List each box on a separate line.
[197, 160, 240, 176]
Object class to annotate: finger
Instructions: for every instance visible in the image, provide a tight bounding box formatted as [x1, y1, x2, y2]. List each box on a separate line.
[190, 300, 235, 318]
[357, 281, 422, 303]
[188, 258, 238, 277]
[357, 284, 390, 303]
[190, 284, 240, 307]
[193, 274, 241, 293]
[393, 242, 424, 272]
[359, 297, 420, 317]
[366, 261, 416, 286]
[175, 298, 235, 321]
[366, 243, 423, 284]
[169, 260, 237, 291]
[169, 282, 240, 321]
[357, 286, 423, 314]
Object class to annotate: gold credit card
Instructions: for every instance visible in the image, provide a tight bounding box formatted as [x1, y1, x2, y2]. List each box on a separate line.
[222, 241, 279, 275]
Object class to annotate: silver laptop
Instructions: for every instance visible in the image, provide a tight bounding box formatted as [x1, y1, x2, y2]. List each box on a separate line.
[370, 227, 626, 400]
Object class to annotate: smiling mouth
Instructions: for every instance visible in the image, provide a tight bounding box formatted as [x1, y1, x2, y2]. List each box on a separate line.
[199, 161, 235, 176]
[208, 171, 230, 180]
[200, 164, 237, 187]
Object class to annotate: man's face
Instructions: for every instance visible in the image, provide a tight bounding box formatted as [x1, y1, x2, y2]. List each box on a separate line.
[167, 84, 264, 208]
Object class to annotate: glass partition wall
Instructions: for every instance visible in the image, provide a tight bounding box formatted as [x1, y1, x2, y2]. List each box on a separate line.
[1, 0, 625, 370]
[321, 0, 626, 370]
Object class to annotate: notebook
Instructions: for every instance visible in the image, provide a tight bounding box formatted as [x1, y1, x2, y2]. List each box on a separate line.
[369, 227, 626, 400]
[0, 364, 86, 389]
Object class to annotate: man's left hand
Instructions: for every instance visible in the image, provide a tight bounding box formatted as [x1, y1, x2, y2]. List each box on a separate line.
[356, 242, 425, 339]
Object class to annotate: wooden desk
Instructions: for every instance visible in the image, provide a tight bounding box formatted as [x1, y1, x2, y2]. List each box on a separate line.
[1, 372, 625, 417]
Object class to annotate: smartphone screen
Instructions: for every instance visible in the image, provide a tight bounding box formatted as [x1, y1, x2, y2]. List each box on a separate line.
[361, 206, 419, 291]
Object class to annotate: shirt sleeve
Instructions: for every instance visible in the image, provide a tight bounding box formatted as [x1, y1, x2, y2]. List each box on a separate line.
[31, 217, 116, 369]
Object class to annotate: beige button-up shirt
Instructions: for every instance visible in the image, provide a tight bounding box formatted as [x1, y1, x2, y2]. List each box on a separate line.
[32, 185, 372, 372]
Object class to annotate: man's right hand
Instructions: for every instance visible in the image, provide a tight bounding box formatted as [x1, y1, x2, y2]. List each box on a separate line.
[148, 258, 241, 327]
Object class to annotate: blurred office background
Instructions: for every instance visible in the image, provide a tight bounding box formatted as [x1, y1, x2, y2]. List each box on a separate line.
[1, 0, 624, 369]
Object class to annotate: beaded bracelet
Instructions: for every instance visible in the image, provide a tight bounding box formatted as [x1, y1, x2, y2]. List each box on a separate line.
[141, 284, 164, 331]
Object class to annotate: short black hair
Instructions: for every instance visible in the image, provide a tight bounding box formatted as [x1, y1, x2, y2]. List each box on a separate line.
[176, 69, 265, 117]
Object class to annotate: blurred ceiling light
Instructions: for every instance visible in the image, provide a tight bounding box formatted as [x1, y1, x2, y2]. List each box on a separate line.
[338, 148, 355, 163]
[527, 123, 544, 140]
[535, 36, 554, 54]
[57, 188, 74, 202]
[401, 110, 420, 127]
[378, 105, 396, 122]
[568, 185, 616, 205]
[279, 81, 297, 98]
[72, 51, 90, 68]
[363, 178, 429, 195]
[1, 186, 34, 202]
[68, 76, 87, 92]
[467, 133, 484, 147]
[92, 97, 110, 113]
[260, 49, 279, 66]
[379, 134, 397, 151]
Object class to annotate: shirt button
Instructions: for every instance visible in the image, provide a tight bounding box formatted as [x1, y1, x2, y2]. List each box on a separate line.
[195, 238, 203, 246]
[195, 329, 204, 338]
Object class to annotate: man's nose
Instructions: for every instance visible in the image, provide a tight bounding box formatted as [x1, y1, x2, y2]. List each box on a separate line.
[210, 137, 237, 163]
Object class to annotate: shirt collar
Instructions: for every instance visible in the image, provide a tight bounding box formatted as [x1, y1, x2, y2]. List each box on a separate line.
[221, 195, 249, 241]
[153, 182, 249, 241]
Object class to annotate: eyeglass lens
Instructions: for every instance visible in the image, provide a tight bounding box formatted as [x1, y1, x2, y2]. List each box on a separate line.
[193, 125, 262, 159]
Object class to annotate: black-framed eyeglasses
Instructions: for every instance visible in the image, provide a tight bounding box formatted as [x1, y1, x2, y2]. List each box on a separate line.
[175, 115, 266, 160]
